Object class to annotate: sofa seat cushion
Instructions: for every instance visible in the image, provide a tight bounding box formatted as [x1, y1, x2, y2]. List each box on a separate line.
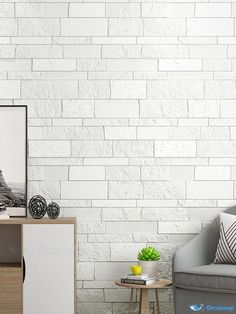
[174, 264, 236, 292]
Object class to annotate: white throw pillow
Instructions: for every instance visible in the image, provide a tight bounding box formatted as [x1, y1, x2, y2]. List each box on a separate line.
[214, 212, 236, 264]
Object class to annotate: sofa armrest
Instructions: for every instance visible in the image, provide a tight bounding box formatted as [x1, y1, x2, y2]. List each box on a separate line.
[173, 220, 219, 276]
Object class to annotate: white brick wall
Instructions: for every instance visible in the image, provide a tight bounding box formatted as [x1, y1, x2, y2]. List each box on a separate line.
[0, 1, 234, 313]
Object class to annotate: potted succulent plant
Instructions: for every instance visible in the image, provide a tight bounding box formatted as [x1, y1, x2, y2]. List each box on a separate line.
[137, 246, 160, 278]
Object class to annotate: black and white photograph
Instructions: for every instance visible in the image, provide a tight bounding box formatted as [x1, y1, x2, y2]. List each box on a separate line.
[0, 106, 27, 217]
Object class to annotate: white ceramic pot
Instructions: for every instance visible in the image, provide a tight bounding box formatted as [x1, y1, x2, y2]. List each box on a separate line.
[139, 261, 158, 278]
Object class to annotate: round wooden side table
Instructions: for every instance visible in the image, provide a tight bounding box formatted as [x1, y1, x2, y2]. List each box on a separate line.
[115, 279, 172, 314]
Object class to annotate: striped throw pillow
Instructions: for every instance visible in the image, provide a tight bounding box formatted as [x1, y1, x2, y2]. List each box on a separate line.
[214, 212, 236, 264]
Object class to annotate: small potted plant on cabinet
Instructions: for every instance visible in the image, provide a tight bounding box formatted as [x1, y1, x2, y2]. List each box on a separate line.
[137, 246, 160, 278]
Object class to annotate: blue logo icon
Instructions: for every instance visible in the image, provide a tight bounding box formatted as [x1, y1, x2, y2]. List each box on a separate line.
[189, 304, 205, 312]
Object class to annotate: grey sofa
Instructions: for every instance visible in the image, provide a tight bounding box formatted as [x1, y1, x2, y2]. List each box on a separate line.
[172, 206, 236, 314]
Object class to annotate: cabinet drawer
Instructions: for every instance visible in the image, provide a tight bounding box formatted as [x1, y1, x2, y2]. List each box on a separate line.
[0, 268, 22, 314]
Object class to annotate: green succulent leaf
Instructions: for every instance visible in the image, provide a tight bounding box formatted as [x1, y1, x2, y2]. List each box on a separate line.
[137, 246, 160, 261]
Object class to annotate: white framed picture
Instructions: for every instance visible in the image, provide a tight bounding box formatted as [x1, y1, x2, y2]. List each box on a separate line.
[0, 106, 27, 217]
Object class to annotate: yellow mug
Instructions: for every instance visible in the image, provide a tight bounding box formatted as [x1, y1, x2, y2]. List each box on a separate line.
[130, 265, 142, 276]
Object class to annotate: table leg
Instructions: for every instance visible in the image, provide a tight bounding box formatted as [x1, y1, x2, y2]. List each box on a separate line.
[155, 289, 161, 314]
[128, 288, 134, 314]
[139, 289, 150, 314]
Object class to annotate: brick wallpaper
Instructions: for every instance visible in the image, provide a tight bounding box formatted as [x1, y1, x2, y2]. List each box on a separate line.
[0, 1, 235, 313]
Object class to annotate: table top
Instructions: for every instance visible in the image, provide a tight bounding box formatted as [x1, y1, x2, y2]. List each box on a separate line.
[115, 279, 172, 289]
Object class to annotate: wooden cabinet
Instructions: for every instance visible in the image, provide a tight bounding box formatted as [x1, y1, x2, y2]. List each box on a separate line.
[0, 266, 22, 314]
[0, 218, 75, 314]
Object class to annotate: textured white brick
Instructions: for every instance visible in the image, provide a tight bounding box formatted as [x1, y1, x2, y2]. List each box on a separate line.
[77, 262, 94, 280]
[159, 59, 202, 71]
[104, 288, 132, 302]
[69, 3, 105, 17]
[95, 100, 139, 118]
[109, 18, 143, 36]
[85, 158, 129, 166]
[111, 80, 146, 99]
[102, 45, 141, 58]
[190, 45, 227, 58]
[92, 200, 135, 208]
[187, 18, 233, 36]
[61, 181, 107, 199]
[0, 81, 20, 98]
[188, 100, 220, 117]
[29, 141, 70, 157]
[22, 80, 78, 99]
[138, 127, 168, 140]
[18, 18, 60, 36]
[64, 208, 101, 221]
[0, 19, 16, 36]
[95, 262, 131, 280]
[78, 222, 105, 234]
[16, 100, 61, 118]
[16, 3, 68, 17]
[205, 81, 236, 99]
[111, 243, 144, 261]
[195, 166, 230, 180]
[187, 181, 233, 199]
[197, 141, 236, 157]
[201, 127, 230, 140]
[44, 166, 68, 180]
[140, 100, 187, 117]
[89, 72, 132, 80]
[145, 18, 186, 36]
[141, 166, 169, 180]
[63, 100, 94, 118]
[221, 100, 236, 117]
[102, 208, 141, 221]
[29, 181, 60, 199]
[155, 141, 196, 157]
[203, 59, 231, 71]
[79, 243, 110, 261]
[72, 141, 112, 157]
[106, 3, 140, 17]
[107, 222, 157, 234]
[105, 127, 136, 140]
[138, 127, 199, 140]
[107, 59, 156, 71]
[62, 18, 107, 36]
[142, 208, 188, 221]
[0, 4, 14, 17]
[196, 3, 231, 17]
[113, 141, 153, 157]
[109, 181, 143, 199]
[16, 45, 63, 58]
[159, 222, 201, 234]
[142, 3, 194, 17]
[106, 166, 140, 181]
[33, 59, 76, 71]
[89, 234, 132, 243]
[147, 80, 204, 99]
[69, 166, 105, 180]
[0, 59, 31, 71]
[93, 37, 136, 44]
[77, 59, 106, 71]
[144, 181, 185, 199]
[142, 45, 188, 58]
[64, 45, 101, 58]
[79, 80, 110, 99]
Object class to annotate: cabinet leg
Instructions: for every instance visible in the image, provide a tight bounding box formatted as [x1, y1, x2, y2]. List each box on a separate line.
[139, 289, 150, 314]
[128, 288, 134, 314]
[155, 289, 161, 314]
